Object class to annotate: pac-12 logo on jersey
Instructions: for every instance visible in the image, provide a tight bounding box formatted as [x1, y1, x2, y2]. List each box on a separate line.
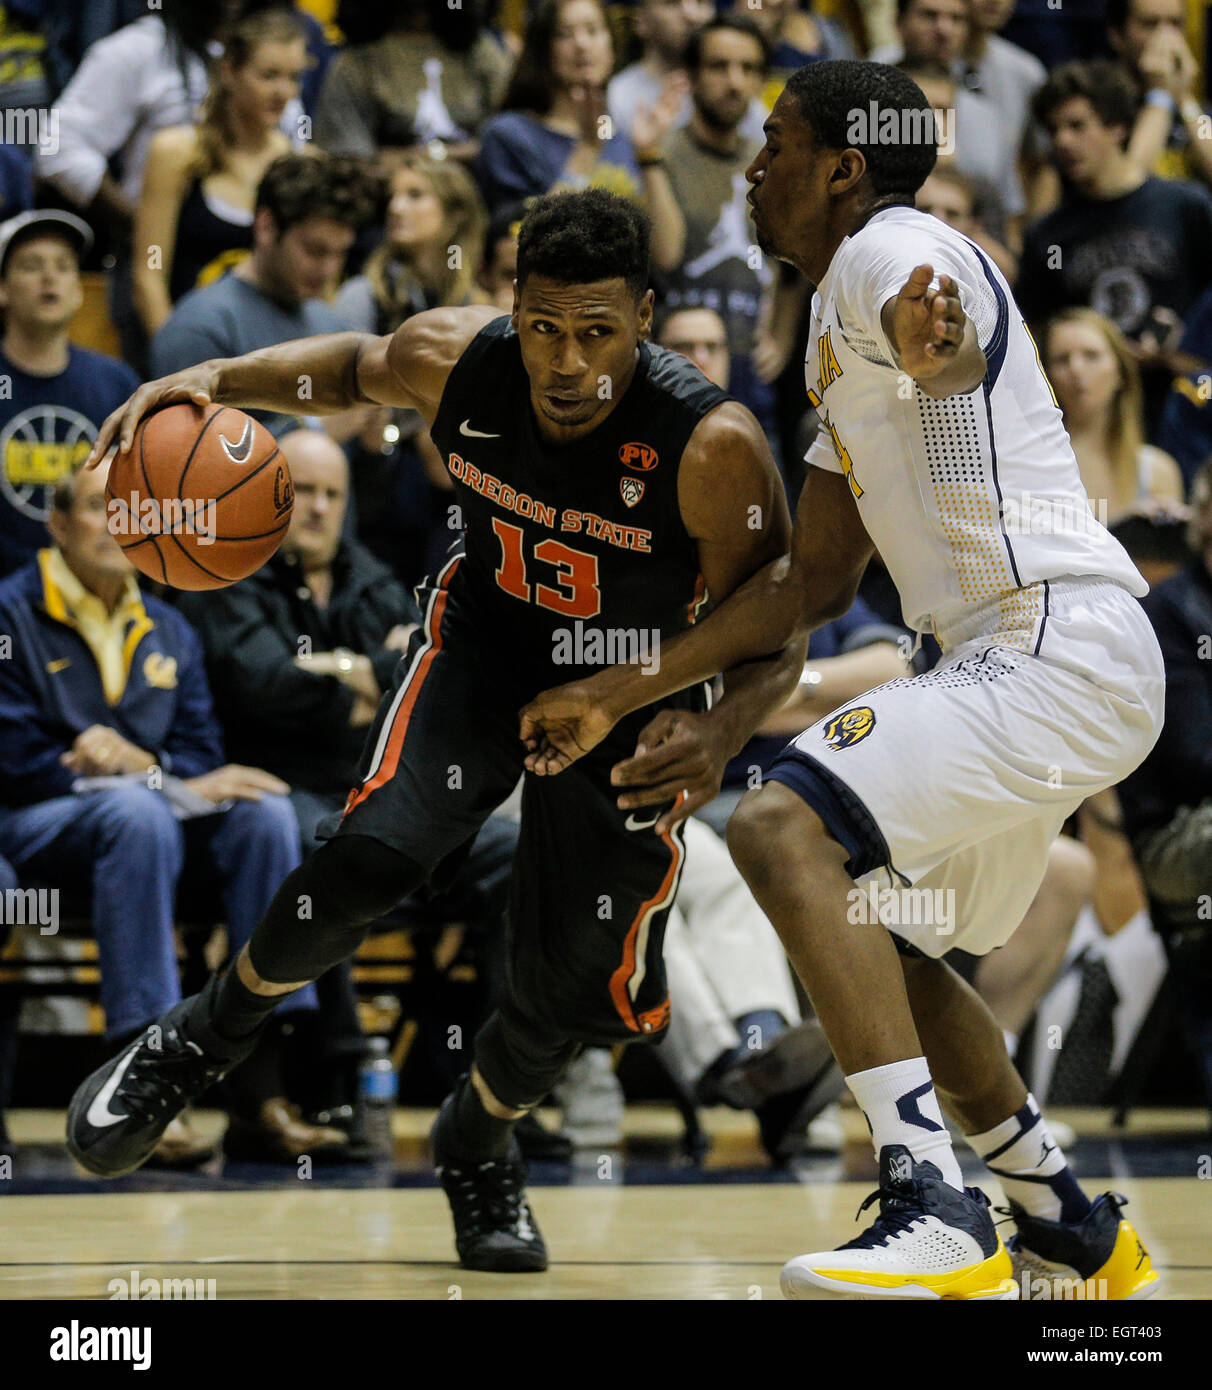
[619, 442, 658, 471]
[824, 705, 876, 750]
[620, 477, 645, 507]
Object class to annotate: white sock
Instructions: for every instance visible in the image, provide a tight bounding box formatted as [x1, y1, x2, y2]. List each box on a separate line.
[966, 1094, 1091, 1223]
[846, 1056, 964, 1190]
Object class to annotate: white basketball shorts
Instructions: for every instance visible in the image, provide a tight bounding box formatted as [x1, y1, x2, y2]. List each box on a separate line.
[764, 577, 1165, 957]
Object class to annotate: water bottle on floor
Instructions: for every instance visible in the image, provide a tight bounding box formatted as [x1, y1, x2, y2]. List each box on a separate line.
[356, 1037, 397, 1158]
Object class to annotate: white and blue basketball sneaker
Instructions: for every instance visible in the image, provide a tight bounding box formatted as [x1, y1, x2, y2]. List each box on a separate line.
[781, 1144, 1018, 1300]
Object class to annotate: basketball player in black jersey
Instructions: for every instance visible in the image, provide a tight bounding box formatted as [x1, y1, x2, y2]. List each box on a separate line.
[66, 190, 803, 1272]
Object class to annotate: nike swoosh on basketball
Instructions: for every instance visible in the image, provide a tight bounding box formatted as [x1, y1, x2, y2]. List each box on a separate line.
[85, 1045, 140, 1128]
[218, 417, 255, 464]
[459, 419, 501, 438]
[624, 811, 661, 831]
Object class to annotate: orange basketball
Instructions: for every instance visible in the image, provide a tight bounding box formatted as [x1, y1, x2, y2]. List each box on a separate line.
[105, 403, 293, 590]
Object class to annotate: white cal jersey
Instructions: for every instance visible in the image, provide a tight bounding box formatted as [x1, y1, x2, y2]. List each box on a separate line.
[803, 205, 1146, 643]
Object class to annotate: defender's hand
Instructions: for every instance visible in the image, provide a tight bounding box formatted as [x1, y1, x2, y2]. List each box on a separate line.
[890, 265, 967, 378]
[610, 709, 728, 835]
[84, 365, 222, 469]
[519, 680, 621, 775]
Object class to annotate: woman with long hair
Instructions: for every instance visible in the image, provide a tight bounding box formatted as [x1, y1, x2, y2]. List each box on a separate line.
[475, 0, 640, 213]
[1043, 307, 1184, 523]
[335, 155, 488, 588]
[132, 8, 307, 338]
[334, 153, 488, 334]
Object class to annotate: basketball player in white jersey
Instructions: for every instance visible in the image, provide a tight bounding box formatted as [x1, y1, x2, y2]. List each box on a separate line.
[520, 61, 1165, 1300]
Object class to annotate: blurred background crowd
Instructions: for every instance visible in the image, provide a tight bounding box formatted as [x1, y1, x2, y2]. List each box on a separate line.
[0, 0, 1210, 1171]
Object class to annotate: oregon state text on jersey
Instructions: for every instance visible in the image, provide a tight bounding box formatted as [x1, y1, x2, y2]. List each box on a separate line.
[428, 316, 730, 683]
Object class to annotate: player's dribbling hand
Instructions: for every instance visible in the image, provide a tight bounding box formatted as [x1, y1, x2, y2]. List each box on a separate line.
[890, 265, 967, 378]
[84, 365, 222, 469]
[610, 709, 728, 836]
[519, 681, 620, 775]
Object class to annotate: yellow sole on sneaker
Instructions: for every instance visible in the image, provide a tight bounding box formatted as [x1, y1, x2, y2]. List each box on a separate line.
[1015, 1219, 1161, 1302]
[1100, 1219, 1161, 1300]
[782, 1242, 1019, 1301]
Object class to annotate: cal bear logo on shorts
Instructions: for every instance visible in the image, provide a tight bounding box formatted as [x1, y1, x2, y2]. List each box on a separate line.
[823, 705, 876, 750]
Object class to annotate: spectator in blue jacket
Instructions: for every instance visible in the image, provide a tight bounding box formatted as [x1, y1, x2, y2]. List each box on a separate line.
[0, 458, 348, 1164]
[0, 210, 140, 579]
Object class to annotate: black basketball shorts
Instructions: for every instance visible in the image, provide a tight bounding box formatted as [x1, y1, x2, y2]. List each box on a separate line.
[330, 558, 707, 1043]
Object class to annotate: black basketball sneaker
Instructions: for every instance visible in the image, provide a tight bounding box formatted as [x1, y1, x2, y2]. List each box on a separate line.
[431, 1082, 548, 1273]
[66, 977, 255, 1178]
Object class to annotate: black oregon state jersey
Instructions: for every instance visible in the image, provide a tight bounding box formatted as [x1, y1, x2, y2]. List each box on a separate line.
[428, 315, 731, 689]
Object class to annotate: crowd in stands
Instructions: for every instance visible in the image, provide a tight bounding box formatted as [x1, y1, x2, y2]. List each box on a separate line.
[1, 0, 1211, 1163]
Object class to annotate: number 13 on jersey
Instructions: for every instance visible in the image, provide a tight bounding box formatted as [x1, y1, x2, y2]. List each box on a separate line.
[492, 517, 602, 619]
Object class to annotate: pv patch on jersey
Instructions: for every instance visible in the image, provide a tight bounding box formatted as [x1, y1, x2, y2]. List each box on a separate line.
[823, 705, 876, 749]
[620, 477, 645, 508]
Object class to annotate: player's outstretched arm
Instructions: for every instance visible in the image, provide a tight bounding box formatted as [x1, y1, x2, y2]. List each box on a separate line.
[84, 305, 503, 467]
[520, 408, 874, 804]
[883, 264, 986, 400]
[601, 460, 873, 721]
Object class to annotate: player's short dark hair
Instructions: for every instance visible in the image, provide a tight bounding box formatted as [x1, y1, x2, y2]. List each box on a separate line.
[1031, 60, 1140, 137]
[783, 60, 938, 198]
[515, 189, 650, 299]
[254, 153, 381, 236]
[684, 16, 771, 76]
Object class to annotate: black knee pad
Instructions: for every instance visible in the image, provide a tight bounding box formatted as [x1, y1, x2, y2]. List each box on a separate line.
[310, 834, 426, 923]
[473, 1008, 583, 1110]
[249, 834, 426, 984]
